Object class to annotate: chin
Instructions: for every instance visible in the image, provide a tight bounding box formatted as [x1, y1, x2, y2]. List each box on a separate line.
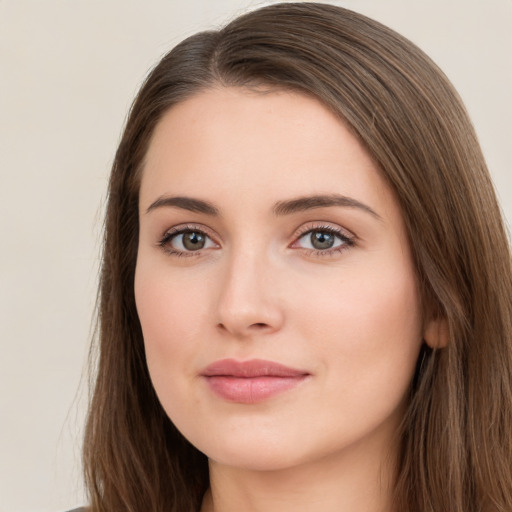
[206, 444, 307, 472]
[184, 424, 308, 472]
[188, 423, 348, 474]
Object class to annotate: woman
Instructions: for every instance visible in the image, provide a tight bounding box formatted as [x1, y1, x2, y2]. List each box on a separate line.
[82, 3, 512, 511]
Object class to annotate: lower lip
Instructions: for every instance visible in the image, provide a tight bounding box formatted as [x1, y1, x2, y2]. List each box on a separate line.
[204, 375, 307, 403]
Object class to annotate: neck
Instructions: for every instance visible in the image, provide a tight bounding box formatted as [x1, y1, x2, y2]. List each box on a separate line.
[201, 435, 397, 512]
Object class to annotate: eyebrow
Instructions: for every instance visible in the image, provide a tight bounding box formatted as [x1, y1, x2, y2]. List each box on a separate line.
[146, 196, 219, 215]
[273, 194, 381, 219]
[145, 193, 380, 219]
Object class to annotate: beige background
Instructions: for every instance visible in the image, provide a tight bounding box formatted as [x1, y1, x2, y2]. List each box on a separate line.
[1, 1, 510, 510]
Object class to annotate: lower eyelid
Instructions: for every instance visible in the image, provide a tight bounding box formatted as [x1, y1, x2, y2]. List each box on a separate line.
[157, 224, 354, 257]
[157, 225, 220, 256]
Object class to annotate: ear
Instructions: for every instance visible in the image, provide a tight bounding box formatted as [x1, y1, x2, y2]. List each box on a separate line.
[423, 316, 449, 349]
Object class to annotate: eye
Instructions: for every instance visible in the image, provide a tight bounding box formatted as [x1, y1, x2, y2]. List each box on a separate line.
[292, 226, 354, 254]
[159, 226, 217, 256]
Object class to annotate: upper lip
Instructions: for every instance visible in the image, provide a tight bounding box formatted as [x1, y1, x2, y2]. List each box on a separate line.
[201, 358, 309, 378]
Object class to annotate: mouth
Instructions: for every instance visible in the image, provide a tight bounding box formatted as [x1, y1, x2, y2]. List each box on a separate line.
[201, 358, 310, 403]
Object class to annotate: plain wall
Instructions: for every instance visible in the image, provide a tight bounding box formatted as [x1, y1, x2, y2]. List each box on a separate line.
[1, 1, 510, 510]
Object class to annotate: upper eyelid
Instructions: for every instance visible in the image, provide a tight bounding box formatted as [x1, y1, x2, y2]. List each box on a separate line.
[158, 225, 220, 257]
[162, 223, 218, 239]
[157, 221, 355, 248]
[292, 221, 355, 239]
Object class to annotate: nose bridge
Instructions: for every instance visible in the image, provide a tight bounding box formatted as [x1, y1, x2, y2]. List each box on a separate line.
[215, 242, 283, 337]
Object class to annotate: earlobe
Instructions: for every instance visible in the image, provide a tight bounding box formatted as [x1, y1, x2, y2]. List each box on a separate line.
[423, 316, 449, 348]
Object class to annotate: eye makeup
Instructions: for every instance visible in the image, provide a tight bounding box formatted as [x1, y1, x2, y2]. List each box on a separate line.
[157, 220, 356, 259]
[157, 223, 219, 258]
[290, 222, 355, 257]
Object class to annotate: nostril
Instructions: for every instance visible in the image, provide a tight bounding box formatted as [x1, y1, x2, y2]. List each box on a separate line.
[251, 323, 268, 329]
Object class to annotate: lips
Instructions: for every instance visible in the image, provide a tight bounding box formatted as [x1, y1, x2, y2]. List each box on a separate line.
[201, 358, 309, 403]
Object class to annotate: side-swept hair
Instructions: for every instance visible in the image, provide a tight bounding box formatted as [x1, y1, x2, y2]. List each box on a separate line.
[83, 3, 512, 511]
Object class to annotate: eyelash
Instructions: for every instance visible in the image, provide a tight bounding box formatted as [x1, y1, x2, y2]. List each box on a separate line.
[292, 224, 355, 257]
[157, 223, 355, 258]
[158, 224, 216, 258]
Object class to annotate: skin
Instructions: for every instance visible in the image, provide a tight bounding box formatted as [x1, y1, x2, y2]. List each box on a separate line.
[135, 87, 442, 512]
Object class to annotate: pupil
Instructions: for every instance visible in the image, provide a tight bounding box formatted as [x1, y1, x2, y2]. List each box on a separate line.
[311, 231, 334, 250]
[183, 232, 205, 250]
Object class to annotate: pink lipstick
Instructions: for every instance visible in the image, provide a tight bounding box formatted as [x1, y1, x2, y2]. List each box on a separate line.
[201, 359, 309, 403]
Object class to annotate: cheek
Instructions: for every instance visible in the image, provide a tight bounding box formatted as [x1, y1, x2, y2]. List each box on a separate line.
[297, 262, 420, 341]
[134, 262, 208, 397]
[292, 255, 423, 401]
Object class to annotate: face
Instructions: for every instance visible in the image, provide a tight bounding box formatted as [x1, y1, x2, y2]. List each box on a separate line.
[135, 87, 426, 472]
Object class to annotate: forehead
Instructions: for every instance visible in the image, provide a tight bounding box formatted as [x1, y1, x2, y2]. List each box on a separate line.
[140, 86, 390, 213]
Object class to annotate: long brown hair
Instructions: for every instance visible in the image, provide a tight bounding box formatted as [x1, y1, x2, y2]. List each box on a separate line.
[83, 3, 512, 511]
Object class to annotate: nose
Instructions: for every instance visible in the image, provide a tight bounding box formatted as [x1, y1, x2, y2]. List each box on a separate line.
[215, 249, 284, 339]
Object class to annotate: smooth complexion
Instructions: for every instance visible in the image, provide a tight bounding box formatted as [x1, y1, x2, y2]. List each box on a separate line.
[135, 87, 443, 512]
